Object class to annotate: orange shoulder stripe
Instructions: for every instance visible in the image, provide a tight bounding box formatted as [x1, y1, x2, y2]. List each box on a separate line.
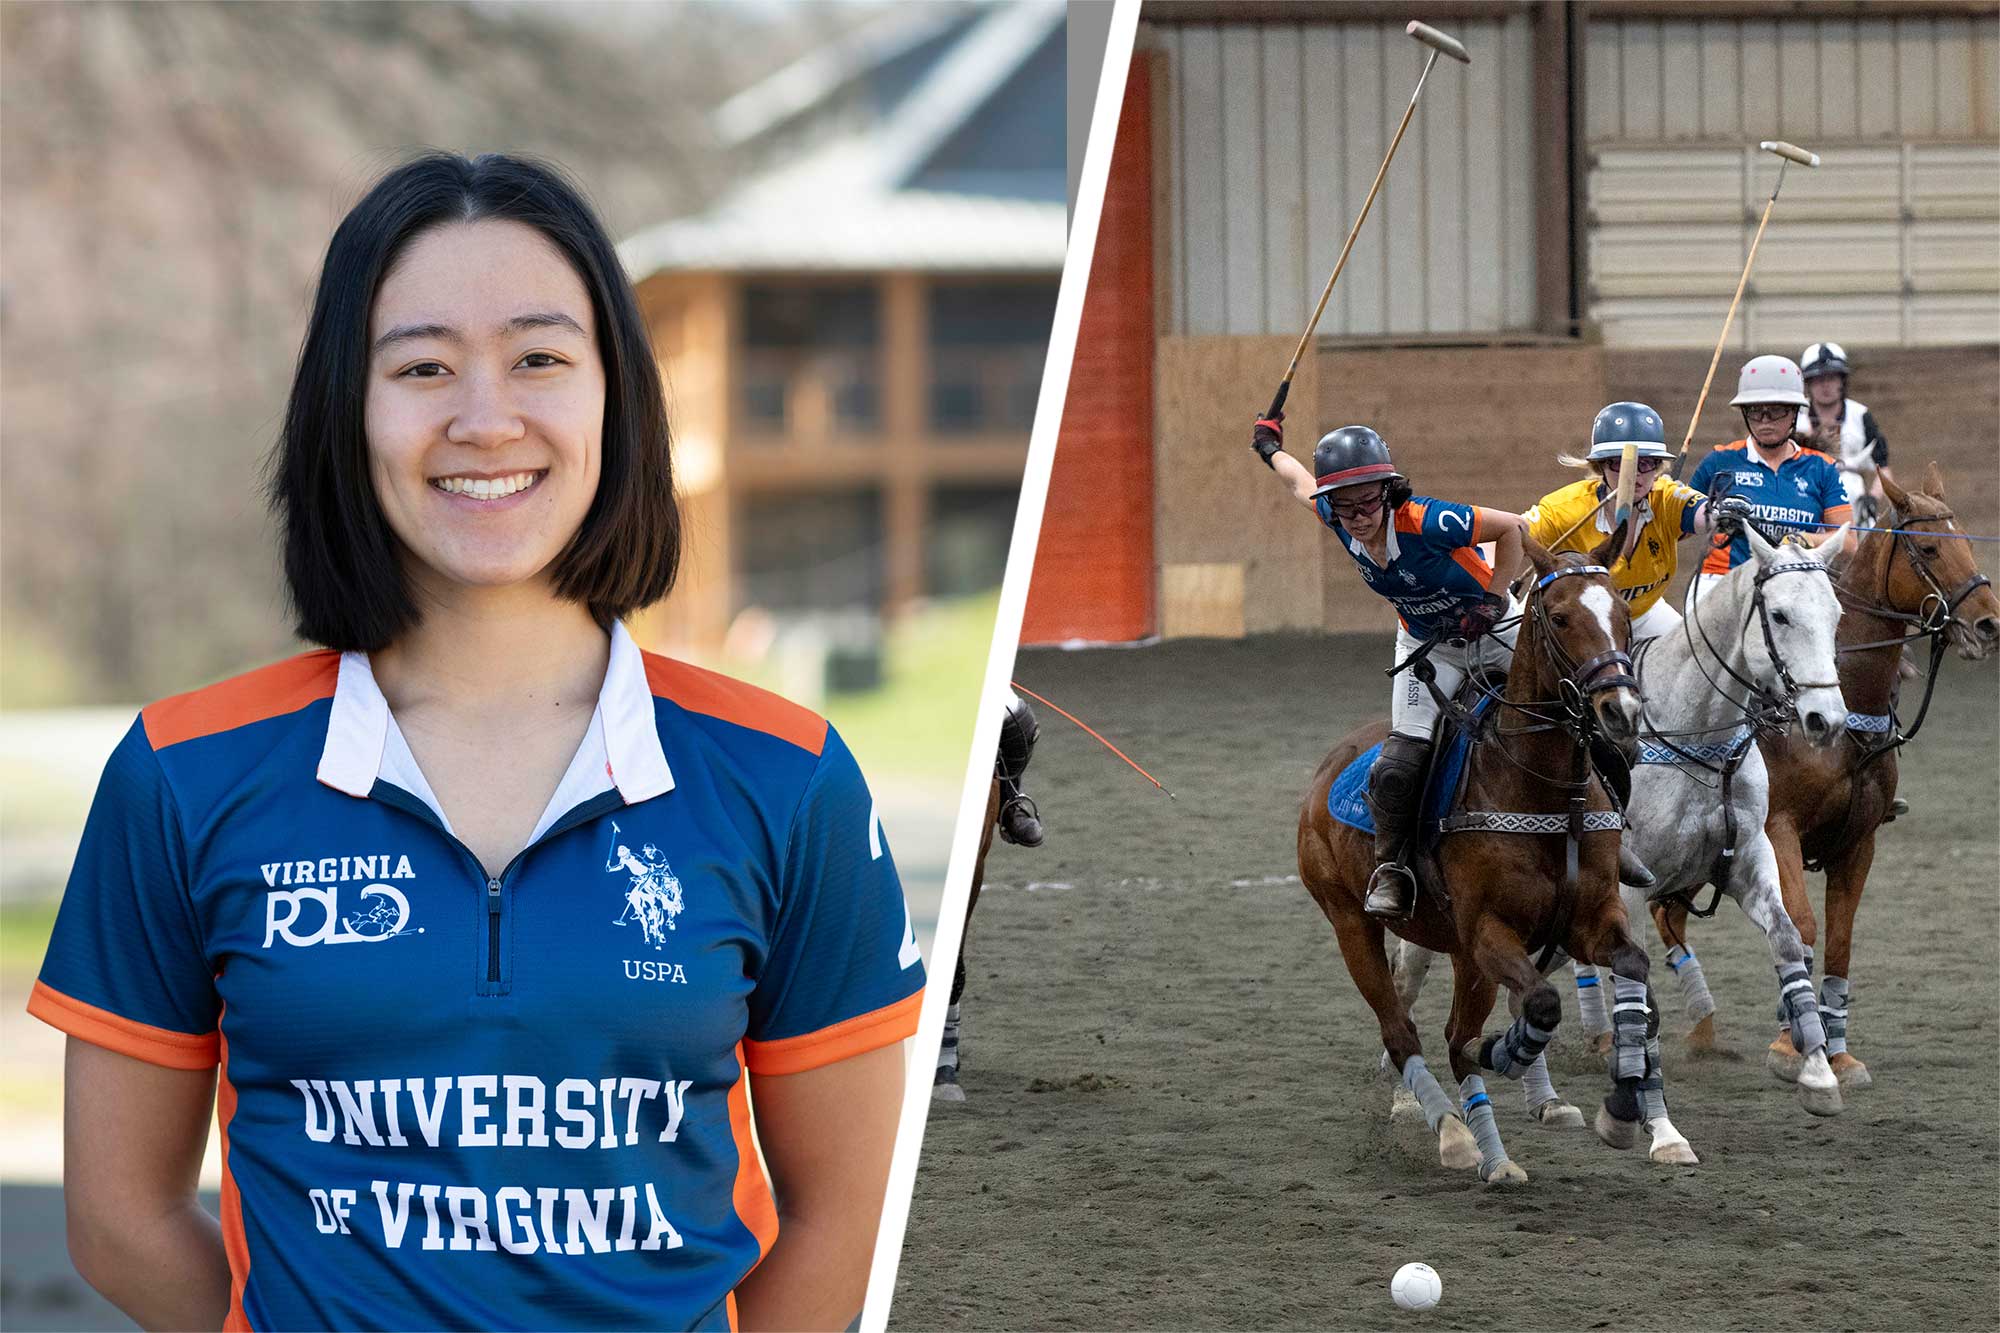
[741, 991, 923, 1076]
[1393, 501, 1428, 535]
[641, 654, 827, 756]
[142, 652, 340, 751]
[27, 981, 220, 1070]
[1716, 439, 1750, 453]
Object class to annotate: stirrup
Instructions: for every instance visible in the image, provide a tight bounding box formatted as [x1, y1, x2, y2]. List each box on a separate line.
[1364, 863, 1417, 919]
[998, 794, 1044, 847]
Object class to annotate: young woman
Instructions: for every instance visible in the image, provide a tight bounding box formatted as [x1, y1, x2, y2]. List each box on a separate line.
[1796, 340, 1894, 526]
[1523, 401, 1739, 644]
[1687, 355, 1851, 609]
[1252, 414, 1527, 920]
[30, 153, 924, 1332]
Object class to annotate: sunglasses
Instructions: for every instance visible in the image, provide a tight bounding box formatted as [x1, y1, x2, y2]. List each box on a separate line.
[1744, 404, 1795, 423]
[1329, 490, 1387, 520]
[1604, 457, 1664, 474]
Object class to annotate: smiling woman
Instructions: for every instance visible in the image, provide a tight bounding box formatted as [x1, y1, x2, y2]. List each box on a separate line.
[29, 153, 924, 1333]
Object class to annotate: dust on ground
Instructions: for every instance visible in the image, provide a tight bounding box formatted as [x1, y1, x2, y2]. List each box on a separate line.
[894, 634, 1999, 1331]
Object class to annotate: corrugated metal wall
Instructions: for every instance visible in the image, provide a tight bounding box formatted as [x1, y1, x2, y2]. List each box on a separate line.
[1585, 13, 2000, 347]
[1145, 16, 1538, 339]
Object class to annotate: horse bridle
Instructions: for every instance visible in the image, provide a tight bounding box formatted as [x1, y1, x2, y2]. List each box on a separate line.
[1837, 506, 1993, 652]
[1684, 545, 1841, 722]
[1528, 564, 1639, 718]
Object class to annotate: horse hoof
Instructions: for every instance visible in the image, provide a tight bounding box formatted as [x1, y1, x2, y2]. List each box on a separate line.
[1529, 1099, 1585, 1129]
[1765, 1031, 1804, 1084]
[1797, 1053, 1844, 1117]
[1594, 1105, 1639, 1150]
[1649, 1137, 1700, 1166]
[1439, 1116, 1481, 1170]
[1482, 1159, 1529, 1187]
[1390, 1085, 1423, 1125]
[1831, 1053, 1873, 1089]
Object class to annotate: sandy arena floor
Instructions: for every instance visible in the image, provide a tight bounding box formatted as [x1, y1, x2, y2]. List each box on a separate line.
[894, 633, 1999, 1331]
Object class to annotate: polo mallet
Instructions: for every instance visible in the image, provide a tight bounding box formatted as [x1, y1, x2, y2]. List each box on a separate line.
[1263, 21, 1469, 420]
[1549, 139, 1821, 557]
[1669, 139, 1821, 479]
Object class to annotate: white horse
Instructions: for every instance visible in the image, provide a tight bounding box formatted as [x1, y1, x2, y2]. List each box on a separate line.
[1390, 522, 1854, 1152]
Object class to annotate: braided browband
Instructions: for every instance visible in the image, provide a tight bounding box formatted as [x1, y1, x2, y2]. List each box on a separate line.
[1536, 564, 1610, 590]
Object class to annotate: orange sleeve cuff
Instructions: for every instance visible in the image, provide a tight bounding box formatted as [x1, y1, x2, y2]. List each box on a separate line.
[743, 990, 922, 1076]
[1823, 504, 1853, 525]
[27, 981, 219, 1071]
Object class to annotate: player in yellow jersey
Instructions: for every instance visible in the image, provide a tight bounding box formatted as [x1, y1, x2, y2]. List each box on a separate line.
[1523, 401, 1744, 644]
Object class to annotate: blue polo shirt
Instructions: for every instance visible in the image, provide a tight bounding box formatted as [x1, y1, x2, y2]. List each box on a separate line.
[1315, 494, 1494, 637]
[31, 622, 925, 1332]
[1688, 440, 1851, 574]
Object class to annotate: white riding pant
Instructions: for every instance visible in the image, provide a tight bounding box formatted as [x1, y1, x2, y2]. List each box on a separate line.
[1684, 572, 1728, 616]
[1388, 604, 1521, 741]
[1628, 597, 1683, 644]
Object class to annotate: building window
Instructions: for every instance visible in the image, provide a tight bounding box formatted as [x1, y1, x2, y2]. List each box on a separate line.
[741, 283, 882, 437]
[735, 489, 885, 612]
[927, 486, 1020, 595]
[926, 280, 1057, 435]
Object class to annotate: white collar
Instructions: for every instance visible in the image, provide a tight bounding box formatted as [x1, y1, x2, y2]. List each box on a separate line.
[316, 622, 675, 837]
[1343, 523, 1400, 565]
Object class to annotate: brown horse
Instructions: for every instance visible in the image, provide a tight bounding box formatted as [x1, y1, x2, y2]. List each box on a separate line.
[934, 777, 1001, 1102]
[1653, 462, 1999, 1084]
[1298, 542, 1694, 1184]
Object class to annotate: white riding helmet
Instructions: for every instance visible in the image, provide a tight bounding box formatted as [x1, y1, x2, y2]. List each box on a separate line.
[1729, 354, 1809, 407]
[1799, 341, 1850, 381]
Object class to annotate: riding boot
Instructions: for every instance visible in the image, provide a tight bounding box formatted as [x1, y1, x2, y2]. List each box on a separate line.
[997, 780, 1044, 846]
[1364, 734, 1429, 919]
[996, 693, 1044, 847]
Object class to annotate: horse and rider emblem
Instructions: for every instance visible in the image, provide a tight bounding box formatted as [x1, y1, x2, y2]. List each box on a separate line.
[604, 821, 685, 949]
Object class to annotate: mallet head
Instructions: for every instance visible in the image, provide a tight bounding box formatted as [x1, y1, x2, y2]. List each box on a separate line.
[1406, 21, 1471, 64]
[1760, 140, 1821, 168]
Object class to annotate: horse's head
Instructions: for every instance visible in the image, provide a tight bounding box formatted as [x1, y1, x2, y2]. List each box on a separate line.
[1741, 521, 1849, 746]
[1521, 538, 1641, 744]
[1880, 463, 2000, 661]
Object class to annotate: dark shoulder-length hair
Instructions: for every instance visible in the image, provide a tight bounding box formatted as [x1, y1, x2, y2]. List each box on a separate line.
[268, 151, 679, 651]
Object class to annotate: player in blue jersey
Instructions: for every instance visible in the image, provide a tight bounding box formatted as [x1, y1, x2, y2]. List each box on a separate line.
[1687, 354, 1852, 608]
[1253, 415, 1528, 919]
[32, 153, 924, 1333]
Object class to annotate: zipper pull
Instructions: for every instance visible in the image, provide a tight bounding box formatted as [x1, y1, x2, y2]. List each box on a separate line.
[487, 876, 502, 913]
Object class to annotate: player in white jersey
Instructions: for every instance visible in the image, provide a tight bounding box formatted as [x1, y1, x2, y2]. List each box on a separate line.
[1797, 341, 1893, 526]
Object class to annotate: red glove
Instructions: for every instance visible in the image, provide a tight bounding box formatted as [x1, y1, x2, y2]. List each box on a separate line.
[1251, 413, 1284, 467]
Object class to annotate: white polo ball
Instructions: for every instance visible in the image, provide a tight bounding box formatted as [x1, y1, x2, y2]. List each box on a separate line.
[1390, 1261, 1442, 1311]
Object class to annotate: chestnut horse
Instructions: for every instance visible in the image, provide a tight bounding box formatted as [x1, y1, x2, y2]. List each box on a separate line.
[934, 777, 1001, 1102]
[1299, 543, 1692, 1184]
[1653, 463, 1999, 1086]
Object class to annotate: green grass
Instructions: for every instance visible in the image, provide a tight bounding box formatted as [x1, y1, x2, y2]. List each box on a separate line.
[820, 591, 998, 783]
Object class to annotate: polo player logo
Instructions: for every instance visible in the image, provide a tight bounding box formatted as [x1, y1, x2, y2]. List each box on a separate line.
[1399, 569, 1419, 586]
[1795, 476, 1810, 494]
[605, 821, 684, 949]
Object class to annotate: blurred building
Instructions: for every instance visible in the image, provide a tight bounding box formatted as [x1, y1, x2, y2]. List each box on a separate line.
[622, 1, 1066, 654]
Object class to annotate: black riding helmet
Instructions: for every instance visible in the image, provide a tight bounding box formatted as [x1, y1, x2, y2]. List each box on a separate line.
[1311, 426, 1407, 499]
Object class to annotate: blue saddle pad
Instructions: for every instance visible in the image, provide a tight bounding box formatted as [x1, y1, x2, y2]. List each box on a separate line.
[1327, 698, 1491, 836]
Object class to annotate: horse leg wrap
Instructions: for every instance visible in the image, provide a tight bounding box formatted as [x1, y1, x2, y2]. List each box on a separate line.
[1665, 944, 1717, 1022]
[1777, 947, 1815, 1024]
[1458, 1074, 1514, 1180]
[937, 1003, 961, 1074]
[1572, 963, 1611, 1035]
[1400, 1055, 1460, 1135]
[1776, 962, 1826, 1054]
[1636, 1067, 1668, 1124]
[1819, 976, 1850, 1058]
[1522, 1052, 1559, 1112]
[1480, 1012, 1555, 1080]
[1609, 975, 1655, 1083]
